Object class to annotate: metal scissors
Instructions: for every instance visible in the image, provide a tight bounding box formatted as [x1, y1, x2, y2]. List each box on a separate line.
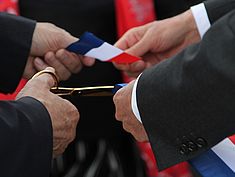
[50, 84, 126, 96]
[32, 69, 126, 96]
[50, 86, 115, 96]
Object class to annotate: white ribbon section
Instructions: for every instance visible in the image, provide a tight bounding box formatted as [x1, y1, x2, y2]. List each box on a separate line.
[85, 42, 123, 61]
[212, 138, 235, 172]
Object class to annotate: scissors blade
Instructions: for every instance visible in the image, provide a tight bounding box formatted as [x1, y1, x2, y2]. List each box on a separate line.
[50, 86, 115, 97]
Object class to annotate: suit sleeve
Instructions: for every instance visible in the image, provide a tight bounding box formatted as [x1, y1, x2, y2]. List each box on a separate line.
[0, 13, 36, 93]
[204, 0, 235, 23]
[136, 9, 235, 170]
[0, 97, 53, 177]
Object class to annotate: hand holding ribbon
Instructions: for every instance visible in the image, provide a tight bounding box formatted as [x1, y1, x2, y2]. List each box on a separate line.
[114, 10, 200, 77]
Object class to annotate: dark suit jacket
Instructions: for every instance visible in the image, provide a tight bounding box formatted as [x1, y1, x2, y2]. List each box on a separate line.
[155, 0, 202, 20]
[0, 13, 52, 177]
[136, 0, 235, 170]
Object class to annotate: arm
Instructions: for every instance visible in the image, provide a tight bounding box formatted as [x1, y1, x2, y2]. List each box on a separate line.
[0, 68, 79, 177]
[114, 10, 200, 77]
[136, 9, 235, 170]
[0, 13, 90, 94]
[113, 0, 235, 78]
[0, 13, 35, 93]
[205, 0, 235, 24]
[0, 97, 52, 177]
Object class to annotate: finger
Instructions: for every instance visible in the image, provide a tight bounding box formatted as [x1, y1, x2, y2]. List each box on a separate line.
[23, 56, 38, 79]
[115, 29, 140, 50]
[80, 56, 96, 67]
[125, 71, 141, 78]
[56, 49, 83, 74]
[115, 23, 152, 50]
[61, 32, 78, 49]
[129, 60, 146, 73]
[123, 120, 148, 142]
[122, 122, 132, 134]
[125, 33, 152, 57]
[112, 62, 130, 71]
[45, 51, 71, 81]
[53, 142, 67, 158]
[113, 91, 127, 122]
[32, 67, 57, 89]
[115, 35, 131, 51]
[113, 60, 145, 77]
[34, 57, 49, 71]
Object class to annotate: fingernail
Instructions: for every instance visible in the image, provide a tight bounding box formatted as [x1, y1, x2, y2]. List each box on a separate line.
[132, 62, 145, 71]
[61, 51, 68, 60]
[133, 62, 142, 68]
[84, 58, 95, 66]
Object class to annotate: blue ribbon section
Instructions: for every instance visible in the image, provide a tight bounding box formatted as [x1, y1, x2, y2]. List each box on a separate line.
[66, 32, 104, 55]
[189, 150, 235, 177]
[112, 83, 127, 93]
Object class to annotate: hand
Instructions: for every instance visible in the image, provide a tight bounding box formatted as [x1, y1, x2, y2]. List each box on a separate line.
[31, 49, 95, 81]
[33, 50, 82, 81]
[24, 50, 95, 81]
[17, 67, 80, 157]
[23, 22, 91, 80]
[114, 10, 200, 77]
[113, 81, 148, 142]
[30, 23, 77, 56]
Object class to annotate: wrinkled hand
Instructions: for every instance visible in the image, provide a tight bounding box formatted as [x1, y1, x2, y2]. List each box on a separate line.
[33, 49, 95, 81]
[23, 22, 95, 80]
[113, 81, 148, 142]
[17, 67, 80, 157]
[33, 50, 85, 81]
[114, 10, 200, 77]
[30, 23, 77, 56]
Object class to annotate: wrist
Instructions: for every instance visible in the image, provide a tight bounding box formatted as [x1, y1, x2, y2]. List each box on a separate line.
[179, 10, 201, 44]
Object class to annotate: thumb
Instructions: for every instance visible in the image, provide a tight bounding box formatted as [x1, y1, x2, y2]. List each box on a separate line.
[125, 35, 152, 57]
[81, 56, 96, 67]
[62, 33, 78, 49]
[31, 67, 58, 90]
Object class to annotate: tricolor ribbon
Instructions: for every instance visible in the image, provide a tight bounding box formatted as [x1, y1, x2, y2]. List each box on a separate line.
[190, 138, 235, 177]
[66, 32, 140, 64]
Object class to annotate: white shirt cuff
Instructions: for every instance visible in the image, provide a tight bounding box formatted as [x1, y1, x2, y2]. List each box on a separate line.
[191, 3, 211, 38]
[131, 74, 142, 123]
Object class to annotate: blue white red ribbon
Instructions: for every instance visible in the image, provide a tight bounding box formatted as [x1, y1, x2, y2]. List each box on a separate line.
[190, 138, 235, 177]
[66, 32, 140, 64]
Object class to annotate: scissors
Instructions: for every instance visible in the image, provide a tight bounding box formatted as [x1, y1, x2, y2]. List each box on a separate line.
[50, 83, 127, 96]
[32, 69, 126, 96]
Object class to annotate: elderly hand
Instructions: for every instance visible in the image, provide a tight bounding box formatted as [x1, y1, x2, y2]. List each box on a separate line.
[17, 67, 80, 157]
[114, 10, 200, 77]
[30, 23, 77, 56]
[23, 23, 95, 80]
[32, 49, 95, 81]
[113, 81, 148, 142]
